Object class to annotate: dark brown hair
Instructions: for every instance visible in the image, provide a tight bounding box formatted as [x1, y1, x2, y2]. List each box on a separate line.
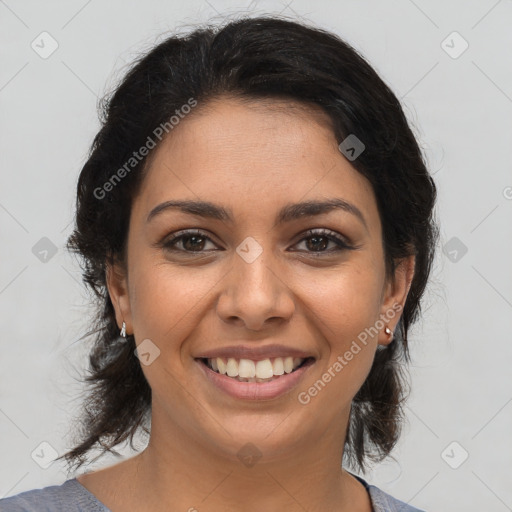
[58, 15, 439, 474]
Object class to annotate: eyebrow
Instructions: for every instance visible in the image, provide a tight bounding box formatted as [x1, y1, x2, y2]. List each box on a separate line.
[146, 198, 368, 231]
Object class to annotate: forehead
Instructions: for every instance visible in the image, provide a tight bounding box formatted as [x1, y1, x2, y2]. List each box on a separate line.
[133, 96, 379, 229]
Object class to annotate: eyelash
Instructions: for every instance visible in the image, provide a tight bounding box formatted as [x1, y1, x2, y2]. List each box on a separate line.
[160, 228, 354, 255]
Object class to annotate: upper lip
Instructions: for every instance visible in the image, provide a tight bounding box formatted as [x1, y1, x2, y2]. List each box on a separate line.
[195, 344, 316, 362]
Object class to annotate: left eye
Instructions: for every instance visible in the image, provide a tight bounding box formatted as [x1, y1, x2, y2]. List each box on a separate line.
[292, 229, 351, 253]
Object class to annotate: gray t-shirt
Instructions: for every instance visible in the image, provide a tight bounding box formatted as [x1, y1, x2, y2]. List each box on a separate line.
[0, 475, 425, 511]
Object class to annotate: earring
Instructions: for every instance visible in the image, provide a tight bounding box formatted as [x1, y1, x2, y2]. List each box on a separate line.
[384, 326, 393, 341]
[120, 321, 127, 339]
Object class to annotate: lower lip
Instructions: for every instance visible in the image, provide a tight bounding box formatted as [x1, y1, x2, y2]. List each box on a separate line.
[195, 358, 315, 401]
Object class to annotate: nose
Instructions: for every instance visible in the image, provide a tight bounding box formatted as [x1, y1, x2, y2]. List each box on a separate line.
[216, 245, 295, 331]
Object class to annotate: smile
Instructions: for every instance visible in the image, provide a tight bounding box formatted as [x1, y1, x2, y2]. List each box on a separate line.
[195, 356, 315, 400]
[201, 356, 309, 382]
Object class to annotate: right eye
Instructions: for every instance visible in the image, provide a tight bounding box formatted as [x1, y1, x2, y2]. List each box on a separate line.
[161, 229, 220, 254]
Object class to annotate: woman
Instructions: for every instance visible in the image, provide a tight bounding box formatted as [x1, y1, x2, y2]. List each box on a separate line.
[0, 15, 438, 512]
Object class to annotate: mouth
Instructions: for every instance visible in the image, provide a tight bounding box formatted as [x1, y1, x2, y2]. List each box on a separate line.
[197, 356, 315, 382]
[194, 356, 316, 400]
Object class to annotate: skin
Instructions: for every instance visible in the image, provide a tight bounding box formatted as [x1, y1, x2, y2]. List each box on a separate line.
[77, 96, 415, 512]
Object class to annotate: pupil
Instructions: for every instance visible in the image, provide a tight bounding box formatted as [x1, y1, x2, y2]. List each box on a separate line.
[307, 236, 328, 251]
[184, 235, 204, 251]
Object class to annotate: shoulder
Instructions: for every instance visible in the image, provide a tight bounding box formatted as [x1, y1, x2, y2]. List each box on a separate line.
[0, 479, 110, 512]
[351, 473, 427, 512]
[367, 484, 426, 512]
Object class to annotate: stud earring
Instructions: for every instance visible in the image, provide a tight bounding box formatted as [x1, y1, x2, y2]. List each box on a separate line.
[384, 326, 393, 341]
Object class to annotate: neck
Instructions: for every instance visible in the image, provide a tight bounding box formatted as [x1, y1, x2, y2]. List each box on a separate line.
[122, 407, 371, 511]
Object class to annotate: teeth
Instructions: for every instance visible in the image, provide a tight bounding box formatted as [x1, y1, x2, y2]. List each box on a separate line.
[217, 358, 227, 375]
[206, 356, 306, 379]
[238, 359, 256, 378]
[226, 358, 238, 377]
[255, 359, 273, 379]
[272, 357, 284, 376]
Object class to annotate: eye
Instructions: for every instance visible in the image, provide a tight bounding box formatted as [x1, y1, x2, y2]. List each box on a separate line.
[159, 228, 354, 255]
[291, 228, 353, 254]
[161, 229, 218, 253]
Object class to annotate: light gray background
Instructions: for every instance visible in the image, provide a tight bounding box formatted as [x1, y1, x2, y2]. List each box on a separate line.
[1, 1, 511, 510]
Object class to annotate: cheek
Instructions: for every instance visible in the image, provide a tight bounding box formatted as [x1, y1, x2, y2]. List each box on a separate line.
[127, 262, 218, 394]
[297, 265, 382, 392]
[128, 260, 220, 343]
[300, 264, 383, 342]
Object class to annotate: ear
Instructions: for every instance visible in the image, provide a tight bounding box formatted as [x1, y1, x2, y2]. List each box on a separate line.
[378, 254, 415, 346]
[105, 255, 132, 336]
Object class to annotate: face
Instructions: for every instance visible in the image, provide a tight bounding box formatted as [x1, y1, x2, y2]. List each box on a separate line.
[108, 96, 414, 462]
